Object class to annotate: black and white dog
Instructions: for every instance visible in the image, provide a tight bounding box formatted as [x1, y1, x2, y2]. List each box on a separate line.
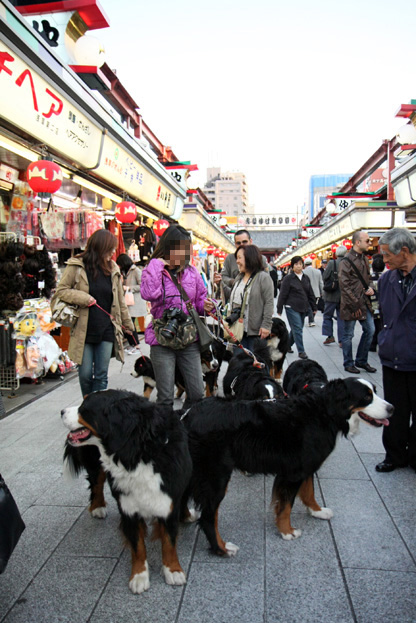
[266, 317, 290, 380]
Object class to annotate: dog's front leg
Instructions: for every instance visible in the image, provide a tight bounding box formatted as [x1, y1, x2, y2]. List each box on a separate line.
[121, 516, 150, 594]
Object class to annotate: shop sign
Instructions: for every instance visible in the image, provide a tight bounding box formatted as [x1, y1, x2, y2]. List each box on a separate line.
[237, 213, 298, 229]
[0, 163, 19, 183]
[95, 135, 176, 216]
[0, 41, 103, 168]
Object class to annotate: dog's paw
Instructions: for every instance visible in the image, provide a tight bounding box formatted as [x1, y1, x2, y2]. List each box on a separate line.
[184, 508, 200, 523]
[91, 506, 107, 519]
[129, 566, 150, 594]
[308, 507, 333, 520]
[162, 566, 186, 586]
[225, 542, 240, 556]
[281, 528, 302, 540]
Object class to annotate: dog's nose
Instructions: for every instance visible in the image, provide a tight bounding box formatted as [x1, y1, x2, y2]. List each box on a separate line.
[387, 403, 394, 416]
[61, 409, 66, 418]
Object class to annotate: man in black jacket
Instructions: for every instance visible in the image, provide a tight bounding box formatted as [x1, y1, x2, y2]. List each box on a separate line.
[277, 256, 316, 360]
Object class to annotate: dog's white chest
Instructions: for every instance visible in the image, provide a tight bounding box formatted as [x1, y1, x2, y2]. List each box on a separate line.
[102, 457, 172, 519]
[269, 337, 283, 361]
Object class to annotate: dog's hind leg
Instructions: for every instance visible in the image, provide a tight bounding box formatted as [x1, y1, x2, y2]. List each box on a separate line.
[143, 384, 153, 399]
[272, 477, 302, 540]
[299, 476, 333, 520]
[153, 517, 187, 586]
[121, 516, 150, 594]
[198, 476, 239, 556]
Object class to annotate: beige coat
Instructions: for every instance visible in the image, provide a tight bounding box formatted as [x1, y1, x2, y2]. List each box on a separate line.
[53, 257, 134, 365]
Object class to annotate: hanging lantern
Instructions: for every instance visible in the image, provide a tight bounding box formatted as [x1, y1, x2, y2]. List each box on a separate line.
[26, 160, 63, 194]
[310, 253, 317, 260]
[331, 244, 338, 254]
[207, 245, 215, 255]
[153, 219, 169, 237]
[343, 238, 353, 250]
[213, 248, 221, 257]
[115, 201, 137, 223]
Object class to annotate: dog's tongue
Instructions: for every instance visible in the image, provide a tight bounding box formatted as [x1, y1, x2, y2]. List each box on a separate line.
[67, 428, 90, 443]
[380, 419, 390, 427]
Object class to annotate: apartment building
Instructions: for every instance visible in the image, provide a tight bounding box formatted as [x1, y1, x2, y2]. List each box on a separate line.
[203, 167, 249, 216]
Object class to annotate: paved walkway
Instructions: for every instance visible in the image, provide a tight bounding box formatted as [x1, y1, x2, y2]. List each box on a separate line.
[1, 314, 415, 623]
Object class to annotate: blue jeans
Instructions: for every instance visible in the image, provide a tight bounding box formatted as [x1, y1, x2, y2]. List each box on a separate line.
[285, 307, 307, 354]
[322, 301, 344, 343]
[150, 342, 204, 409]
[78, 341, 114, 398]
[342, 311, 375, 368]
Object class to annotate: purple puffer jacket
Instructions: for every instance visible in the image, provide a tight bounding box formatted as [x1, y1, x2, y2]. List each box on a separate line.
[140, 259, 207, 346]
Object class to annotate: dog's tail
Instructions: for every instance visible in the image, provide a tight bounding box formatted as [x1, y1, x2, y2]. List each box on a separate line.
[63, 442, 85, 481]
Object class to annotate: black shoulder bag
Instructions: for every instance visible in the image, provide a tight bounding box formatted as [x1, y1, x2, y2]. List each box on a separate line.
[168, 270, 214, 354]
[323, 259, 339, 293]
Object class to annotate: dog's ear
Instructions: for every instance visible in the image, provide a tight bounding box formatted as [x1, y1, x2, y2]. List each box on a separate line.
[325, 379, 353, 435]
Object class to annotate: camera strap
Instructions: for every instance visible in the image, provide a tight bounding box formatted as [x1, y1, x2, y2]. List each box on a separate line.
[166, 269, 193, 312]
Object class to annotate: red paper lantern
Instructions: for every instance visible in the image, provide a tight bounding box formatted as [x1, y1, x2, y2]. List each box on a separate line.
[153, 219, 169, 237]
[343, 238, 353, 250]
[26, 160, 63, 193]
[115, 201, 137, 223]
[213, 249, 221, 257]
[331, 244, 338, 254]
[310, 253, 317, 259]
[207, 245, 215, 255]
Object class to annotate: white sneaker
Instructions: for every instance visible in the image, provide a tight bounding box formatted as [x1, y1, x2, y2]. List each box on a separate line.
[308, 322, 316, 327]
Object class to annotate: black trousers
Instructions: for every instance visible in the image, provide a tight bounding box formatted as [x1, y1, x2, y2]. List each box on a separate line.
[382, 366, 416, 468]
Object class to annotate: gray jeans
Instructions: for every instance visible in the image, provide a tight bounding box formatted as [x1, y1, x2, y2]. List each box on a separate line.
[150, 342, 204, 408]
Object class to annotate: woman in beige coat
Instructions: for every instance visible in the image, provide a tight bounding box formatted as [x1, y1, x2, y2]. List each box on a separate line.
[53, 229, 134, 397]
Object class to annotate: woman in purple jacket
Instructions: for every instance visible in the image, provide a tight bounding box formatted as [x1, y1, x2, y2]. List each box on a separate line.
[141, 225, 215, 408]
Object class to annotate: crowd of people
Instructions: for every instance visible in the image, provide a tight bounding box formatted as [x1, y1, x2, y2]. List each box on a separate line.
[52, 225, 416, 476]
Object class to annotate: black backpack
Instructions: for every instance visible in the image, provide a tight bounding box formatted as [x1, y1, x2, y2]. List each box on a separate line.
[323, 260, 339, 293]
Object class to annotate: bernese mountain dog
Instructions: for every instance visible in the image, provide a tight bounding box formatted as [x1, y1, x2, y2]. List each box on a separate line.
[266, 317, 290, 379]
[183, 377, 393, 555]
[131, 343, 224, 399]
[223, 338, 284, 400]
[61, 389, 192, 594]
[282, 358, 328, 396]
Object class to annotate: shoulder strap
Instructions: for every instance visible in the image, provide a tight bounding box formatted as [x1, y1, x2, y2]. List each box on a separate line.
[342, 257, 368, 289]
[239, 273, 259, 317]
[167, 269, 193, 311]
[332, 259, 338, 276]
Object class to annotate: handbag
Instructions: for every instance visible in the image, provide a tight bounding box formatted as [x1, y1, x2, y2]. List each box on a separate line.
[167, 271, 215, 353]
[323, 259, 339, 293]
[316, 296, 325, 312]
[124, 289, 134, 306]
[50, 267, 81, 329]
[0, 474, 25, 573]
[223, 274, 258, 343]
[153, 313, 197, 350]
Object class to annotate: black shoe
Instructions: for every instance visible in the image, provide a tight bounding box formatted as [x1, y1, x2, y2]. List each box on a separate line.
[375, 460, 407, 473]
[344, 365, 360, 374]
[356, 363, 377, 373]
[287, 347, 294, 353]
[298, 352, 308, 360]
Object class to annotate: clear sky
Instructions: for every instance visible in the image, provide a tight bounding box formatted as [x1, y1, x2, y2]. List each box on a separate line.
[98, 0, 416, 214]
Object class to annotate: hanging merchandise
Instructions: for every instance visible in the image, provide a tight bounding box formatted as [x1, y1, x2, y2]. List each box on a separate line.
[133, 220, 156, 261]
[34, 208, 104, 250]
[0, 240, 25, 312]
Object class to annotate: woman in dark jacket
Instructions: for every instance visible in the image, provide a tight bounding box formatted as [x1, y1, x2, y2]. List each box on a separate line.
[277, 256, 317, 359]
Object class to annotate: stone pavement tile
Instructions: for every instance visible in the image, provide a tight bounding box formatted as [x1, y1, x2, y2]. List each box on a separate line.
[392, 516, 416, 560]
[0, 505, 83, 620]
[35, 472, 98, 507]
[321, 479, 416, 572]
[17, 439, 65, 475]
[360, 453, 416, 517]
[318, 436, 369, 481]
[5, 470, 63, 514]
[345, 568, 416, 623]
[265, 517, 354, 623]
[179, 561, 264, 623]
[0, 425, 30, 447]
[2, 555, 117, 623]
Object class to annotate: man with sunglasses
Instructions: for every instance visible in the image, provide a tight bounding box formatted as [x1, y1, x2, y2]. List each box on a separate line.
[338, 230, 376, 374]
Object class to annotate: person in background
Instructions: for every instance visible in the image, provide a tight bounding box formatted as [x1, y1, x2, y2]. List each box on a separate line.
[140, 225, 214, 408]
[375, 227, 416, 473]
[54, 229, 134, 397]
[277, 256, 317, 360]
[303, 257, 323, 327]
[322, 245, 346, 347]
[319, 258, 328, 275]
[214, 229, 269, 298]
[369, 253, 386, 352]
[268, 260, 279, 299]
[116, 253, 145, 354]
[338, 231, 376, 374]
[222, 244, 274, 351]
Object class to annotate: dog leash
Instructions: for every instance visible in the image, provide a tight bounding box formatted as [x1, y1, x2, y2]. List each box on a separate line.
[91, 301, 144, 356]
